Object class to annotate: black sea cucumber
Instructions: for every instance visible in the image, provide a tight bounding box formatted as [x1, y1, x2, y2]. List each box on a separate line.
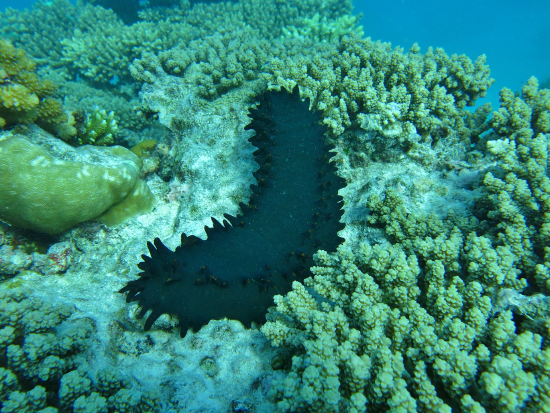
[120, 88, 345, 337]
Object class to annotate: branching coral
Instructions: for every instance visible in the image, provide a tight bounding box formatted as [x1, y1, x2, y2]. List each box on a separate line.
[133, 30, 492, 142]
[0, 0, 78, 63]
[4, 2, 546, 412]
[59, 4, 194, 83]
[1, 0, 192, 83]
[152, 28, 272, 99]
[282, 13, 364, 43]
[0, 39, 74, 138]
[51, 69, 153, 133]
[264, 37, 493, 137]
[491, 77, 550, 136]
[480, 77, 550, 293]
[261, 79, 550, 412]
[0, 283, 92, 411]
[263, 243, 548, 412]
[184, 0, 354, 40]
[0, 283, 161, 412]
[73, 109, 118, 146]
[3, 0, 354, 85]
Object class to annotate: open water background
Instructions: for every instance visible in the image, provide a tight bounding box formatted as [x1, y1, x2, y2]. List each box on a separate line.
[355, 0, 550, 108]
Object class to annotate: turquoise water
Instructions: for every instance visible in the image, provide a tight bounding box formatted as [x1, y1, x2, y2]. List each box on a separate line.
[355, 0, 550, 107]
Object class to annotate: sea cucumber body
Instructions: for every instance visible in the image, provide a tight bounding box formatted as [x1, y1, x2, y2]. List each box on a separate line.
[120, 89, 345, 336]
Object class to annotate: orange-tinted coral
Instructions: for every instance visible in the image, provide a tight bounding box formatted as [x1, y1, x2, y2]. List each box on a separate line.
[0, 38, 71, 134]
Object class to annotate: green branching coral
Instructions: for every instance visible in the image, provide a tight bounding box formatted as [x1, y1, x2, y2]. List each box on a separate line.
[261, 79, 550, 412]
[133, 27, 492, 142]
[263, 245, 549, 412]
[0, 283, 161, 412]
[0, 283, 92, 412]
[282, 13, 364, 43]
[73, 109, 119, 146]
[480, 77, 550, 294]
[185, 0, 354, 40]
[0, 0, 78, 63]
[60, 4, 194, 83]
[0, 0, 194, 83]
[153, 28, 272, 99]
[263, 211, 550, 411]
[3, 0, 355, 86]
[491, 76, 550, 136]
[264, 36, 494, 137]
[2, 0, 356, 86]
[50, 70, 152, 133]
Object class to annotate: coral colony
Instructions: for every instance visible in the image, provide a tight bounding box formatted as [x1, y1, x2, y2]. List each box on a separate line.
[0, 0, 549, 412]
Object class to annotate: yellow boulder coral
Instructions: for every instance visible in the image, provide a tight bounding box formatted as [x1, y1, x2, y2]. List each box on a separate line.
[0, 129, 157, 234]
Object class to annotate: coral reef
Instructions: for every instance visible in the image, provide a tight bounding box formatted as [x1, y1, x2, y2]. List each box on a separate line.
[0, 127, 156, 234]
[263, 245, 548, 412]
[59, 5, 191, 84]
[479, 77, 550, 294]
[1, 0, 356, 86]
[264, 37, 493, 137]
[260, 78, 550, 412]
[0, 39, 73, 137]
[184, 0, 354, 41]
[120, 88, 345, 336]
[282, 13, 364, 43]
[0, 282, 161, 412]
[0, 231, 74, 278]
[85, 0, 159, 24]
[1, 0, 192, 83]
[133, 32, 492, 141]
[1, 0, 547, 410]
[0, 283, 91, 411]
[0, 0, 78, 63]
[491, 76, 549, 136]
[73, 109, 119, 146]
[49, 70, 155, 135]
[146, 28, 272, 99]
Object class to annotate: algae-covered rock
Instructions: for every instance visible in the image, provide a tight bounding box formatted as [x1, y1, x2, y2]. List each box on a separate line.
[0, 128, 156, 234]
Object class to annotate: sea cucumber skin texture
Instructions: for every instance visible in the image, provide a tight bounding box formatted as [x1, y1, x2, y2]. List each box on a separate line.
[120, 89, 345, 336]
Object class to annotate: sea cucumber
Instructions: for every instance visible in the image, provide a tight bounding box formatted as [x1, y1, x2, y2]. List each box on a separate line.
[120, 88, 345, 336]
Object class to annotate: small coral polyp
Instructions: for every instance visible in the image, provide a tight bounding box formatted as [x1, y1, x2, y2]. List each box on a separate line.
[76, 109, 119, 146]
